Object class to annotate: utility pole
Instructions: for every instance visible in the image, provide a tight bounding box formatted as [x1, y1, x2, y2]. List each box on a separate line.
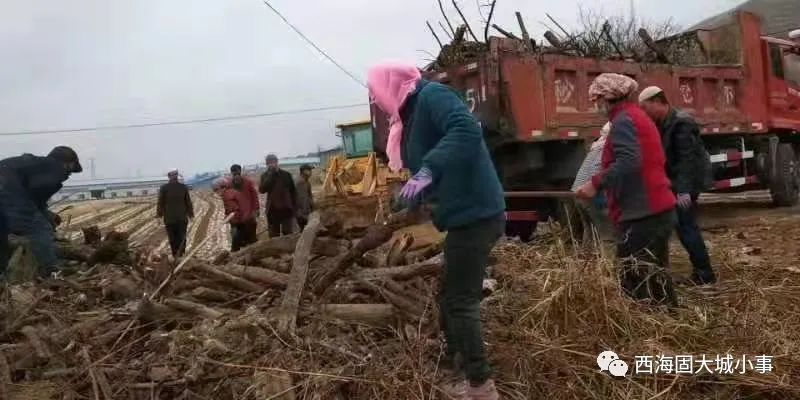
[89, 158, 96, 179]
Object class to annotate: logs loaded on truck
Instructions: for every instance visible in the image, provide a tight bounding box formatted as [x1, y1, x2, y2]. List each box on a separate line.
[371, 11, 800, 238]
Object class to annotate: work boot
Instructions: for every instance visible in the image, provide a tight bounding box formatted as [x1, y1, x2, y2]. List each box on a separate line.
[690, 271, 717, 286]
[464, 379, 500, 400]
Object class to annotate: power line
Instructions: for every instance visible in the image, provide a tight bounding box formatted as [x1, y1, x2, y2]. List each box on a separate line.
[0, 103, 368, 137]
[258, 0, 367, 88]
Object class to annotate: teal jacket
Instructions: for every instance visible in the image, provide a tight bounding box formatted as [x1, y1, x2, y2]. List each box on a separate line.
[400, 80, 505, 231]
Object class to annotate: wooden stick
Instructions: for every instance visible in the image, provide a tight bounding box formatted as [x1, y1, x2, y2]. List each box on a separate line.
[353, 255, 444, 281]
[452, 0, 479, 42]
[438, 21, 454, 40]
[193, 262, 265, 293]
[317, 304, 396, 327]
[492, 24, 520, 40]
[277, 211, 322, 334]
[164, 298, 224, 319]
[437, 0, 456, 37]
[515, 12, 532, 49]
[505, 191, 576, 198]
[218, 264, 289, 288]
[427, 21, 444, 48]
[150, 212, 235, 301]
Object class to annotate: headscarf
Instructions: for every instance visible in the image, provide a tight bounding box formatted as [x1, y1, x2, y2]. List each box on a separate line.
[367, 63, 422, 172]
[212, 177, 231, 191]
[588, 73, 639, 103]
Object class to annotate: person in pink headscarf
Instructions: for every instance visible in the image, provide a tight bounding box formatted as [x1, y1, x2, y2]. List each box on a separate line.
[368, 62, 505, 400]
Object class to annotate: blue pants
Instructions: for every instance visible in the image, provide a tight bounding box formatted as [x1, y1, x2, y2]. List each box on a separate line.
[675, 194, 715, 282]
[0, 180, 58, 276]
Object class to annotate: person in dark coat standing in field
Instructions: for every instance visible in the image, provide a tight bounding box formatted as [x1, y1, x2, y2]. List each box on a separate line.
[229, 164, 260, 251]
[0, 146, 83, 278]
[156, 169, 194, 257]
[368, 63, 506, 400]
[259, 154, 297, 237]
[639, 86, 716, 286]
[574, 73, 678, 307]
[295, 164, 315, 231]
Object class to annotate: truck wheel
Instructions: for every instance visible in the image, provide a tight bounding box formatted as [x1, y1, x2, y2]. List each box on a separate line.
[769, 143, 799, 207]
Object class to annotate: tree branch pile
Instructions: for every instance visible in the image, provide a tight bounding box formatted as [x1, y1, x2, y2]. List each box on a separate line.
[0, 203, 446, 399]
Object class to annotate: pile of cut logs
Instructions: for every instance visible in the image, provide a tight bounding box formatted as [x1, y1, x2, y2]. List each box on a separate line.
[0, 205, 446, 399]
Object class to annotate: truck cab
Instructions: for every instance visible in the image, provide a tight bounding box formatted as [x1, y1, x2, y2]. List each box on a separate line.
[336, 120, 374, 159]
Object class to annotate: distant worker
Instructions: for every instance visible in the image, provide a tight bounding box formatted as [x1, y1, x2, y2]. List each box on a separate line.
[213, 177, 245, 252]
[571, 122, 614, 243]
[259, 154, 297, 237]
[156, 169, 194, 257]
[0, 146, 83, 277]
[574, 73, 678, 307]
[639, 86, 716, 285]
[295, 164, 315, 231]
[368, 62, 506, 399]
[229, 164, 260, 251]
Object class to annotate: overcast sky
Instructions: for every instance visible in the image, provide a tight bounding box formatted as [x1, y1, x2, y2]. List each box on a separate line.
[0, 0, 745, 180]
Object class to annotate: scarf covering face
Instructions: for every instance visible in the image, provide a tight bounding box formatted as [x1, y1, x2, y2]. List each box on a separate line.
[588, 73, 639, 103]
[367, 63, 422, 172]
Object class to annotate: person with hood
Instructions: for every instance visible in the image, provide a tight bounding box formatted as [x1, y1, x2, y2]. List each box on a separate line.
[571, 122, 614, 243]
[0, 146, 83, 277]
[229, 164, 260, 250]
[259, 154, 297, 237]
[574, 73, 678, 307]
[157, 169, 194, 257]
[368, 62, 505, 400]
[638, 86, 716, 285]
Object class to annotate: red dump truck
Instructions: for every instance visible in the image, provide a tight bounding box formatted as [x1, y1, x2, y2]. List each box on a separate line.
[371, 11, 800, 237]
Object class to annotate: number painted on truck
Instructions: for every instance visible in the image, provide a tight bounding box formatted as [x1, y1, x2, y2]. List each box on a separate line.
[465, 88, 477, 113]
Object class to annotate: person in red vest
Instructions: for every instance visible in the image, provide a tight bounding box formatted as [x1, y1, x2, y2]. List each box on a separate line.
[230, 164, 260, 251]
[574, 73, 678, 307]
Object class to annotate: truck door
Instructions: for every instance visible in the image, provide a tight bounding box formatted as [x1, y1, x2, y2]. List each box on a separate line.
[767, 43, 800, 123]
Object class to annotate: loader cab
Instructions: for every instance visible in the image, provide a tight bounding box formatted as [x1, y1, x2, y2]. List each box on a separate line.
[336, 120, 374, 160]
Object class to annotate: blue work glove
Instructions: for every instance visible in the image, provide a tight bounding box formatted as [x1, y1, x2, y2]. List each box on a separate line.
[399, 168, 433, 202]
[676, 193, 692, 209]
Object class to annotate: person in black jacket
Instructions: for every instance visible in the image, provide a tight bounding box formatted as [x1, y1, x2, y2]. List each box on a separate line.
[259, 154, 297, 237]
[0, 146, 83, 277]
[156, 169, 194, 257]
[639, 86, 716, 285]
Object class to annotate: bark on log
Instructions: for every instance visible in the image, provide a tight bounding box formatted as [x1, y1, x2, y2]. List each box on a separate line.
[188, 287, 232, 303]
[231, 232, 347, 265]
[317, 304, 396, 327]
[192, 263, 266, 293]
[353, 255, 444, 281]
[218, 264, 289, 288]
[277, 212, 321, 334]
[164, 298, 225, 319]
[384, 233, 414, 267]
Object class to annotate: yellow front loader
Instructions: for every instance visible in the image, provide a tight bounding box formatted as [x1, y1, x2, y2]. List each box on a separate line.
[322, 119, 409, 198]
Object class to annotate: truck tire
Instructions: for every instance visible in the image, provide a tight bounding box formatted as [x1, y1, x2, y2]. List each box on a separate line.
[769, 143, 799, 207]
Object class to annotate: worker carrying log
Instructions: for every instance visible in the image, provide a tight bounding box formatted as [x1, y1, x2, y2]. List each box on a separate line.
[259, 154, 297, 238]
[638, 86, 717, 286]
[0, 146, 83, 278]
[157, 168, 194, 257]
[229, 164, 260, 250]
[574, 73, 678, 307]
[367, 62, 505, 400]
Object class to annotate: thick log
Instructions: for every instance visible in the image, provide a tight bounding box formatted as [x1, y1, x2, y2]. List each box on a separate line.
[82, 226, 102, 246]
[231, 233, 348, 265]
[188, 287, 232, 303]
[277, 212, 321, 334]
[317, 304, 396, 327]
[164, 298, 224, 319]
[218, 264, 289, 288]
[354, 255, 444, 281]
[192, 263, 266, 293]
